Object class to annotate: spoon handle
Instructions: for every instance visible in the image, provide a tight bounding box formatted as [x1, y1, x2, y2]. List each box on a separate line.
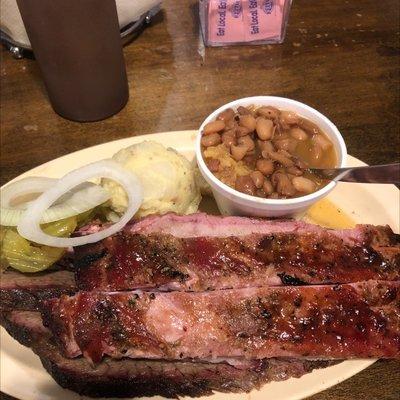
[312, 163, 400, 184]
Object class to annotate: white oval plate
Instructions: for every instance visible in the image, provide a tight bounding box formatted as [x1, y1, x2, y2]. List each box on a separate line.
[1, 130, 399, 400]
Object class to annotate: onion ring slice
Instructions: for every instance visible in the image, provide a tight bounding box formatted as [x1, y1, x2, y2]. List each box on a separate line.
[1, 177, 56, 209]
[1, 179, 110, 226]
[17, 160, 143, 248]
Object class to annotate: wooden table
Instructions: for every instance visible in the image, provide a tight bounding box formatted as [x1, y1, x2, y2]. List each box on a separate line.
[1, 0, 399, 399]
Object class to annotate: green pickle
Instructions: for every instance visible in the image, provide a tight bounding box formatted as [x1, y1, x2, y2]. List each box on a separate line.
[0, 216, 77, 273]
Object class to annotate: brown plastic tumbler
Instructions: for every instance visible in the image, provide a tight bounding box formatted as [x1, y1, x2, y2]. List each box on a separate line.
[16, 0, 129, 122]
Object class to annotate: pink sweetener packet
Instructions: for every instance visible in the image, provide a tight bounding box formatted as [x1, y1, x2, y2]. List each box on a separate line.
[200, 0, 292, 46]
[207, 0, 245, 43]
[243, 0, 286, 42]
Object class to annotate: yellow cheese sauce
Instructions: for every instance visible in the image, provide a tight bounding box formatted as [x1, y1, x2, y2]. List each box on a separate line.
[303, 198, 355, 229]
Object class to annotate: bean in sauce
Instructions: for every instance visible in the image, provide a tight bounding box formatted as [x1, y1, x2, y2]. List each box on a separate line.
[201, 105, 338, 199]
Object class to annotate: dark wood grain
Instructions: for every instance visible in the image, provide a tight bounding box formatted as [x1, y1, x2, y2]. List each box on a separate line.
[1, 0, 399, 399]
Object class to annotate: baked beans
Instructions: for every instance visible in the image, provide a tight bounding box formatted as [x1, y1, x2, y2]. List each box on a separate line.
[201, 105, 337, 199]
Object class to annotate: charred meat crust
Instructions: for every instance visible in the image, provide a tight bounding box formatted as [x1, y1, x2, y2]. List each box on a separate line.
[0, 270, 76, 311]
[1, 311, 337, 398]
[0, 311, 51, 347]
[39, 356, 335, 399]
[74, 229, 400, 292]
[277, 273, 306, 286]
[0, 286, 76, 312]
[43, 281, 400, 363]
[40, 356, 262, 399]
[74, 248, 108, 270]
[363, 225, 400, 247]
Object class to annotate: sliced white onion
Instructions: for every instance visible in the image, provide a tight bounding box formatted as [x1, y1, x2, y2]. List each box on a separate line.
[1, 177, 56, 209]
[17, 160, 143, 248]
[1, 178, 110, 226]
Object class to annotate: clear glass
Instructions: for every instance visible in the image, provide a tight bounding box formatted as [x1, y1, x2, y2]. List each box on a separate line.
[199, 0, 292, 47]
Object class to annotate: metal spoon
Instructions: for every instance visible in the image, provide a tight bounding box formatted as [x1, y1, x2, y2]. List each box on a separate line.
[309, 163, 400, 184]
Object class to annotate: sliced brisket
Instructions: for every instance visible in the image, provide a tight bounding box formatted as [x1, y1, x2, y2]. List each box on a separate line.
[75, 217, 399, 291]
[0, 269, 76, 311]
[43, 280, 400, 364]
[1, 311, 336, 398]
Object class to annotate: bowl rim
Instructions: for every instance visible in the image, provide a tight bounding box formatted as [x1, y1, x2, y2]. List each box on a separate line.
[196, 96, 348, 206]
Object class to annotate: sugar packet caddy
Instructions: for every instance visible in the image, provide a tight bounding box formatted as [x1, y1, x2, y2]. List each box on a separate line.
[199, 0, 292, 46]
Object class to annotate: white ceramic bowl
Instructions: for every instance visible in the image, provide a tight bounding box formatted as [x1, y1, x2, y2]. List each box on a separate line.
[196, 96, 347, 218]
